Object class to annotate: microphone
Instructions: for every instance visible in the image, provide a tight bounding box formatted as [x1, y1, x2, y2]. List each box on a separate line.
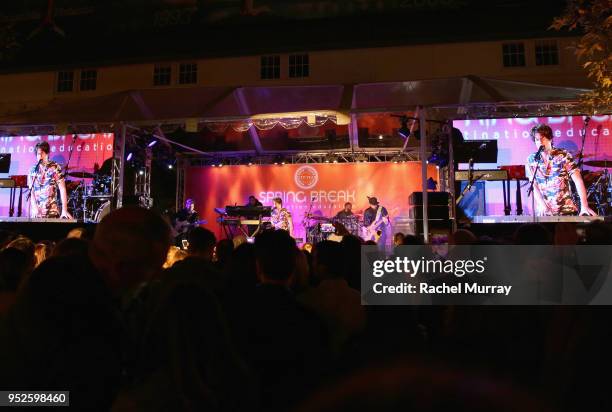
[34, 159, 42, 172]
[534, 145, 545, 161]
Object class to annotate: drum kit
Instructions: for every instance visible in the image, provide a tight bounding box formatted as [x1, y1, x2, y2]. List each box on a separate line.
[579, 159, 612, 216]
[304, 213, 363, 243]
[65, 170, 112, 222]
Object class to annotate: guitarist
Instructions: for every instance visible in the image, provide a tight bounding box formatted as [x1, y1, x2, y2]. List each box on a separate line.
[363, 196, 391, 247]
[173, 198, 204, 245]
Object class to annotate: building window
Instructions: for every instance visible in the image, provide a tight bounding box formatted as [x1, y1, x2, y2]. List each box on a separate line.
[178, 63, 197, 84]
[153, 64, 172, 86]
[535, 40, 559, 66]
[260, 55, 280, 80]
[502, 43, 526, 67]
[56, 70, 74, 92]
[80, 69, 97, 91]
[289, 53, 309, 78]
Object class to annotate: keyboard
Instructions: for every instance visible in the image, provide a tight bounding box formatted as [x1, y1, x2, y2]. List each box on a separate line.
[455, 169, 509, 181]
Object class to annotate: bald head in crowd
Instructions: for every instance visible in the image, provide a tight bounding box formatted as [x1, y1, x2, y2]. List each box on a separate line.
[89, 207, 171, 293]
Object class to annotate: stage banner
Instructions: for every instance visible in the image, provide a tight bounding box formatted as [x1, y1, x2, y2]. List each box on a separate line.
[454, 115, 612, 216]
[0, 134, 114, 217]
[185, 162, 439, 242]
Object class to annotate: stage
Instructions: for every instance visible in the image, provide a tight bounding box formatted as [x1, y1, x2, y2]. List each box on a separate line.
[0, 217, 96, 242]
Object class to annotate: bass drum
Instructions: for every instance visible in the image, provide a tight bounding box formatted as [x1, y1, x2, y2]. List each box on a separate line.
[93, 201, 111, 223]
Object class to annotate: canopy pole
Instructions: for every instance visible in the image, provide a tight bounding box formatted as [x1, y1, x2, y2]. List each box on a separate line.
[419, 106, 429, 243]
[349, 113, 359, 152]
[447, 121, 456, 233]
[115, 123, 126, 209]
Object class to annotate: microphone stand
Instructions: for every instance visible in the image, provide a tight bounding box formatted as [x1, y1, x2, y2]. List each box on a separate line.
[455, 157, 474, 205]
[527, 155, 543, 223]
[576, 117, 590, 171]
[26, 159, 43, 217]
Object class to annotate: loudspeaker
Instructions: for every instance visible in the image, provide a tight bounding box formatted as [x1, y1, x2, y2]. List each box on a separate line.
[409, 206, 449, 219]
[409, 191, 449, 206]
[412, 219, 452, 237]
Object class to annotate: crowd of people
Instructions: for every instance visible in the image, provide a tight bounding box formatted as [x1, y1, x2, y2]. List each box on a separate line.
[1, 207, 611, 411]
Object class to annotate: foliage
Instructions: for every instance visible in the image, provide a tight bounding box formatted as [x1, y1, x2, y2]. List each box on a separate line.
[551, 0, 612, 111]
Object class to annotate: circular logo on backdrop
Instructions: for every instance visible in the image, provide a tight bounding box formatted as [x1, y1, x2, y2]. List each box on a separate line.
[294, 165, 318, 189]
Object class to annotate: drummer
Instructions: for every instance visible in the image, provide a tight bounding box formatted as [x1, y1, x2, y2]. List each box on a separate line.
[335, 202, 354, 219]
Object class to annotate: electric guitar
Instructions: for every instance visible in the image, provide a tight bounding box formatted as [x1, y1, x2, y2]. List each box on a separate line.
[362, 216, 390, 240]
[173, 218, 207, 239]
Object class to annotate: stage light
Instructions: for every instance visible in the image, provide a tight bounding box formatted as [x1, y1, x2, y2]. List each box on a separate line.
[378, 135, 384, 140]
[147, 139, 158, 148]
[139, 169, 144, 175]
[126, 152, 133, 161]
[398, 118, 411, 139]
[168, 164, 173, 170]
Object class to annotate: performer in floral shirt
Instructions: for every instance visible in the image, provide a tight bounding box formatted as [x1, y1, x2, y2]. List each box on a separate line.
[28, 141, 72, 219]
[270, 197, 293, 236]
[526, 124, 596, 216]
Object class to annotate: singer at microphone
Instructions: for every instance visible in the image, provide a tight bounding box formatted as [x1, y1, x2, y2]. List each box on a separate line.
[525, 124, 596, 217]
[534, 145, 545, 161]
[28, 141, 72, 219]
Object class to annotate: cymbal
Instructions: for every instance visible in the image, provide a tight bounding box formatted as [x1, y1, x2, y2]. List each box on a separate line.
[584, 160, 612, 168]
[67, 171, 94, 178]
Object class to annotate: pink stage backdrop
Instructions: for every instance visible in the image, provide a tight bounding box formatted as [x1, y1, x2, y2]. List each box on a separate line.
[0, 134, 114, 217]
[454, 115, 612, 215]
[185, 162, 439, 242]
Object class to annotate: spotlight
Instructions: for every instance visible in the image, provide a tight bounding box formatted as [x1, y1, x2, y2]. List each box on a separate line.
[218, 161, 223, 167]
[126, 152, 133, 161]
[378, 135, 384, 140]
[139, 170, 144, 176]
[168, 164, 173, 170]
[147, 139, 158, 148]
[398, 118, 411, 139]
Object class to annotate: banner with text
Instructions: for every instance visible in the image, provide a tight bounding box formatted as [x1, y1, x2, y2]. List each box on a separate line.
[185, 162, 439, 242]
